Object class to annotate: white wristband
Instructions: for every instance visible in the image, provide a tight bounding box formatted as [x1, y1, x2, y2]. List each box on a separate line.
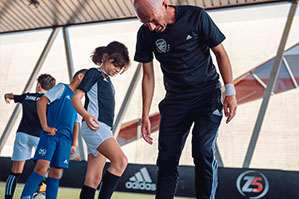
[225, 83, 236, 96]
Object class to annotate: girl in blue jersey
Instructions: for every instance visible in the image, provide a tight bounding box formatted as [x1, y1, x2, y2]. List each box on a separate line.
[21, 69, 87, 199]
[72, 41, 130, 199]
[4, 74, 56, 199]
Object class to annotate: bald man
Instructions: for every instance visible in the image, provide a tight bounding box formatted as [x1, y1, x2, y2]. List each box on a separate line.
[133, 0, 237, 199]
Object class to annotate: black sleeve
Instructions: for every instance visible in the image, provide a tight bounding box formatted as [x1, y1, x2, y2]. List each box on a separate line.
[197, 8, 226, 48]
[78, 68, 100, 93]
[13, 93, 27, 103]
[134, 26, 154, 63]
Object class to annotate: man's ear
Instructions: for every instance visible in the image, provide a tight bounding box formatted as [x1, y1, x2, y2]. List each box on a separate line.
[162, 0, 168, 9]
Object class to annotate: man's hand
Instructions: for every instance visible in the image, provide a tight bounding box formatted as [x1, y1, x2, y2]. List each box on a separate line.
[43, 126, 57, 136]
[223, 95, 237, 123]
[83, 114, 100, 130]
[141, 116, 153, 145]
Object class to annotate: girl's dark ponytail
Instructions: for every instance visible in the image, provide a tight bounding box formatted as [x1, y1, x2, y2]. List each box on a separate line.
[91, 41, 130, 71]
[91, 46, 107, 65]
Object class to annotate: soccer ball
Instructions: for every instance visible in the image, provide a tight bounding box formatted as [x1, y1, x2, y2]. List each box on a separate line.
[33, 192, 46, 199]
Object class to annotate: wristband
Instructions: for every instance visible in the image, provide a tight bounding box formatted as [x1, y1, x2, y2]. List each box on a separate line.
[225, 83, 236, 96]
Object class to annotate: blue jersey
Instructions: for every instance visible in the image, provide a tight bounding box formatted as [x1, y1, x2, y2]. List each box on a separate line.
[44, 83, 77, 140]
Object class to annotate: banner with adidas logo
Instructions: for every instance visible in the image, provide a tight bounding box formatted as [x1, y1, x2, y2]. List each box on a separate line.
[125, 167, 156, 191]
[117, 164, 195, 196]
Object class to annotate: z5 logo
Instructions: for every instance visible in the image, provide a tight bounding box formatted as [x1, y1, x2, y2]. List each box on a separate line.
[236, 170, 269, 199]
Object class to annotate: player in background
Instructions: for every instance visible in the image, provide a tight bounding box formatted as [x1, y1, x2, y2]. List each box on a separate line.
[20, 69, 87, 199]
[4, 74, 56, 199]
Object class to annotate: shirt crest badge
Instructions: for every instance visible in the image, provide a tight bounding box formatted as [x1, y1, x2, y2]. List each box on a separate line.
[155, 38, 170, 53]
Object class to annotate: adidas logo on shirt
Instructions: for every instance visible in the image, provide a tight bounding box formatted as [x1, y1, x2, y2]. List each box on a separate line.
[186, 34, 192, 40]
[64, 159, 68, 164]
[212, 109, 222, 116]
[125, 167, 156, 191]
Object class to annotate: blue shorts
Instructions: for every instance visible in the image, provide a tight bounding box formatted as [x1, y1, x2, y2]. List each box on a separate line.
[34, 131, 72, 168]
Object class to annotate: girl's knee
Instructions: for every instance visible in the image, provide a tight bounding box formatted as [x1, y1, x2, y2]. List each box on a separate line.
[122, 155, 128, 168]
[113, 155, 128, 172]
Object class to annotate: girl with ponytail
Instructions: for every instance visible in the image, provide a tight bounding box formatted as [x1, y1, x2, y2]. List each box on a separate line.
[72, 41, 130, 199]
